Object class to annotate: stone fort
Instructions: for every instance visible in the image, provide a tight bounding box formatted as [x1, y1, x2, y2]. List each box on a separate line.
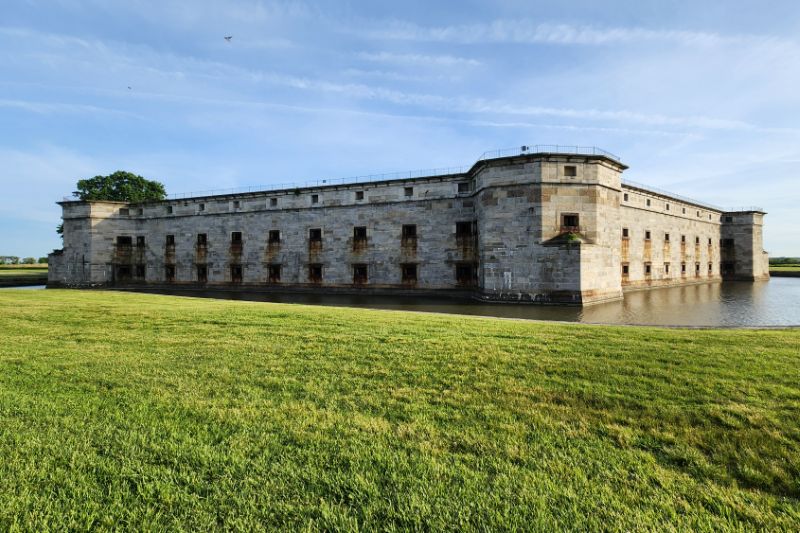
[49, 146, 769, 305]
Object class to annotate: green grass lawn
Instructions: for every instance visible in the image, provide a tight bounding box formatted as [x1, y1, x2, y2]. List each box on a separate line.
[770, 265, 800, 272]
[1, 290, 798, 530]
[0, 267, 47, 278]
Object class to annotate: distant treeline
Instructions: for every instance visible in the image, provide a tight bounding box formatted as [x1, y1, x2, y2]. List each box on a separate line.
[769, 257, 800, 265]
[0, 256, 48, 265]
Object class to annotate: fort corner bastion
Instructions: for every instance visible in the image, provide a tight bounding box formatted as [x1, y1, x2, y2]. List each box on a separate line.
[48, 146, 769, 305]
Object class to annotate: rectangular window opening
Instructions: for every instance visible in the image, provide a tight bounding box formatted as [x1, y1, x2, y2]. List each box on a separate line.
[456, 221, 475, 238]
[622, 263, 629, 276]
[353, 226, 367, 242]
[230, 264, 243, 283]
[355, 190, 364, 201]
[135, 264, 145, 278]
[401, 263, 418, 284]
[309, 228, 322, 242]
[564, 165, 577, 177]
[311, 194, 319, 204]
[404, 186, 413, 197]
[119, 208, 130, 216]
[165, 264, 175, 282]
[270, 197, 278, 207]
[268, 230, 281, 244]
[353, 264, 368, 284]
[198, 203, 205, 212]
[117, 236, 133, 247]
[308, 263, 323, 283]
[561, 214, 580, 232]
[622, 228, 629, 238]
[231, 231, 243, 244]
[197, 233, 207, 246]
[166, 234, 175, 246]
[167, 205, 173, 214]
[645, 230, 651, 241]
[665, 233, 670, 242]
[457, 182, 472, 193]
[197, 264, 207, 283]
[268, 264, 281, 283]
[455, 263, 477, 286]
[136, 236, 145, 248]
[646, 199, 651, 207]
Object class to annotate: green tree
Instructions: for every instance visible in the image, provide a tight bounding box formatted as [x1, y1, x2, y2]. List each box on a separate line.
[73, 171, 166, 203]
[22, 257, 36, 264]
[38, 257, 48, 265]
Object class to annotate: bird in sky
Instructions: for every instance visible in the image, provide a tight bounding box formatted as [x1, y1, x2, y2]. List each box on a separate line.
[224, 36, 233, 42]
[127, 86, 131, 90]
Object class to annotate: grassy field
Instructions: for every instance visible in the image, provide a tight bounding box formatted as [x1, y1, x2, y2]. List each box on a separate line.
[0, 290, 798, 530]
[0, 267, 47, 278]
[770, 264, 800, 272]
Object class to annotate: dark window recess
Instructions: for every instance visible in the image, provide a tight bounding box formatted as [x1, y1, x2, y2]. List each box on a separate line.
[197, 265, 207, 283]
[695, 236, 700, 245]
[137, 208, 144, 216]
[561, 214, 579, 231]
[695, 263, 701, 273]
[165, 264, 175, 282]
[708, 238, 712, 246]
[230, 264, 243, 283]
[455, 263, 477, 286]
[645, 263, 652, 275]
[404, 187, 413, 197]
[167, 205, 173, 214]
[623, 193, 629, 201]
[666, 204, 670, 211]
[622, 264, 629, 276]
[724, 216, 733, 223]
[665, 233, 670, 242]
[116, 265, 131, 280]
[645, 230, 651, 241]
[353, 226, 367, 242]
[311, 194, 319, 204]
[308, 264, 323, 283]
[166, 234, 175, 246]
[457, 182, 471, 193]
[309, 228, 322, 242]
[622, 228, 629, 238]
[402, 224, 417, 239]
[355, 190, 364, 201]
[353, 264, 368, 284]
[708, 263, 713, 272]
[681, 263, 687, 274]
[233, 200, 240, 209]
[564, 165, 577, 177]
[456, 221, 475, 238]
[665, 263, 670, 274]
[682, 208, 686, 214]
[268, 230, 280, 244]
[135, 264, 145, 278]
[117, 236, 132, 247]
[197, 233, 207, 246]
[681, 235, 686, 244]
[231, 232, 243, 244]
[136, 236, 145, 248]
[646, 199, 651, 207]
[199, 203, 205, 212]
[119, 208, 130, 216]
[697, 211, 700, 217]
[268, 264, 281, 283]
[270, 197, 278, 207]
[401, 263, 417, 283]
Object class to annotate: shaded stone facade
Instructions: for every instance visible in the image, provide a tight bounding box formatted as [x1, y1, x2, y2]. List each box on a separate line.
[49, 149, 769, 305]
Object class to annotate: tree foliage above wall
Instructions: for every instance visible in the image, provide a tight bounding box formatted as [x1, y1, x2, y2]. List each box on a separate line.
[73, 171, 167, 203]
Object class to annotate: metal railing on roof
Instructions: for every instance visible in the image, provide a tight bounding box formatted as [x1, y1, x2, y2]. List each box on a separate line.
[622, 179, 763, 213]
[165, 165, 469, 200]
[478, 144, 621, 162]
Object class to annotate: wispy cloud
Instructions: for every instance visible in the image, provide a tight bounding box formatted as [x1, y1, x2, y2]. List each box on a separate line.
[359, 19, 796, 49]
[357, 51, 480, 67]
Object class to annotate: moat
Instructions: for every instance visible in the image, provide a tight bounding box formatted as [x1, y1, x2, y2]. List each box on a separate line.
[102, 278, 800, 327]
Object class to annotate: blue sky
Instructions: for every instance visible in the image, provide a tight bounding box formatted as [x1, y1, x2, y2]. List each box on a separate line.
[2, 0, 799, 258]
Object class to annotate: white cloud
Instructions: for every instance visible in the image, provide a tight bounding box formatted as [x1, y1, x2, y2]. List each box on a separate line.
[357, 51, 481, 67]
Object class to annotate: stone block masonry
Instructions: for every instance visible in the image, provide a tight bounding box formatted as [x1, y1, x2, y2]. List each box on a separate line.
[49, 148, 769, 305]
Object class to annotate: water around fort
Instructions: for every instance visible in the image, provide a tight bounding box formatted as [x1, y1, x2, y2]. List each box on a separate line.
[117, 278, 800, 327]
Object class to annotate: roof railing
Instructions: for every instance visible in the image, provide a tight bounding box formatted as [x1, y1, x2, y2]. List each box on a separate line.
[478, 144, 621, 162]
[621, 179, 763, 213]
